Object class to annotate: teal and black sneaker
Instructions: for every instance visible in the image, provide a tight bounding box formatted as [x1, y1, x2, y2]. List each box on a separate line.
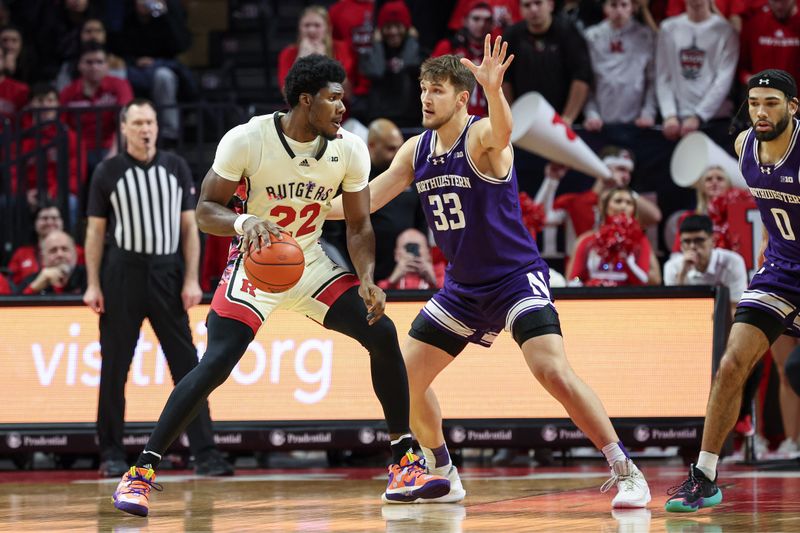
[665, 464, 722, 513]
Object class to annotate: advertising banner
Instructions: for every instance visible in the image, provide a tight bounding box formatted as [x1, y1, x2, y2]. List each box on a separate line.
[0, 297, 714, 426]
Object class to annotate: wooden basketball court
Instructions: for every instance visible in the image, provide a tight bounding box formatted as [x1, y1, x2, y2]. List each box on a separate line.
[2, 463, 800, 531]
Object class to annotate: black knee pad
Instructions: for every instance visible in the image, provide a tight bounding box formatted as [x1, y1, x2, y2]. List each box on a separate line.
[786, 346, 800, 396]
[409, 313, 468, 357]
[511, 305, 562, 347]
[734, 306, 786, 345]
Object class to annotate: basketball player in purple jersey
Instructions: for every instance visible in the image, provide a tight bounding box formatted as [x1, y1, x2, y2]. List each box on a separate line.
[666, 69, 800, 512]
[330, 35, 651, 508]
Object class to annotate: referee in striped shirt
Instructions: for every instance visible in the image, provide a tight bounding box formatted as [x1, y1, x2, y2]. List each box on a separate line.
[83, 98, 232, 477]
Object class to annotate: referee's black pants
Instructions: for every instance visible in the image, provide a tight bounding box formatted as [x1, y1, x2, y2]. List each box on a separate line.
[97, 248, 215, 461]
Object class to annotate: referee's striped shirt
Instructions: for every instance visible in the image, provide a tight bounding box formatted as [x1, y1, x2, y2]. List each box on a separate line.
[87, 152, 197, 255]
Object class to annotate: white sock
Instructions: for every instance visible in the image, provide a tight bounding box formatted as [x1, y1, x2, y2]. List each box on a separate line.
[601, 442, 628, 468]
[421, 446, 436, 470]
[696, 451, 718, 481]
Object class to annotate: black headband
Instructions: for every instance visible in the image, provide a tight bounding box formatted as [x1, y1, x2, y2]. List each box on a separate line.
[748, 69, 798, 99]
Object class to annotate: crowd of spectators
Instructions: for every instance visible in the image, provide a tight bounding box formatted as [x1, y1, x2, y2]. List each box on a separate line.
[0, 0, 792, 284]
[0, 0, 792, 286]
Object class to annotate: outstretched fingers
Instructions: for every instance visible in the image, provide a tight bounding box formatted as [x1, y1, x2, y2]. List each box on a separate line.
[501, 53, 515, 73]
[460, 56, 479, 74]
[497, 39, 508, 63]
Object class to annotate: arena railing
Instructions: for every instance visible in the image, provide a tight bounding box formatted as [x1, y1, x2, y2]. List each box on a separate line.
[0, 102, 256, 264]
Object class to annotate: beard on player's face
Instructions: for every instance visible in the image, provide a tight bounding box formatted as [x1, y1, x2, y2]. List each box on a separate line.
[753, 108, 792, 141]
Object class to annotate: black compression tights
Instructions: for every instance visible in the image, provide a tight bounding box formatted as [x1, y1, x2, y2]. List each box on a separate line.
[139, 310, 255, 464]
[323, 287, 410, 435]
[139, 288, 410, 466]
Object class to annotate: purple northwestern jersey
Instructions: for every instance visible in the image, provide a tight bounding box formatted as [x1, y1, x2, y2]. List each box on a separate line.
[413, 116, 544, 284]
[739, 119, 800, 264]
[737, 119, 800, 337]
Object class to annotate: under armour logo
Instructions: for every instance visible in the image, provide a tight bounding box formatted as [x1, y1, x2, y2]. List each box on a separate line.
[299, 159, 310, 167]
[759, 78, 770, 85]
[430, 156, 445, 165]
[761, 166, 772, 174]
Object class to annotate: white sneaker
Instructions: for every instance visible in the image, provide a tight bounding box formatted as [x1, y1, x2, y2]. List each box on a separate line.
[771, 438, 800, 459]
[601, 459, 651, 508]
[424, 464, 466, 503]
[754, 434, 770, 458]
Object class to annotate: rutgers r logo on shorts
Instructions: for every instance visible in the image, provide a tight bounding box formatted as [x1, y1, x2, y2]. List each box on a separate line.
[240, 278, 257, 296]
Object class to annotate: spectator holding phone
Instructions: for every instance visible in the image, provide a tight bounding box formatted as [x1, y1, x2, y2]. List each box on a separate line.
[378, 229, 443, 290]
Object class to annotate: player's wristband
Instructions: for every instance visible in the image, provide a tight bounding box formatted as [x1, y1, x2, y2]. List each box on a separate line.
[234, 214, 257, 236]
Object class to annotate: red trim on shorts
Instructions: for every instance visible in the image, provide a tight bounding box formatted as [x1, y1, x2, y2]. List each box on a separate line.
[210, 282, 262, 335]
[315, 273, 359, 307]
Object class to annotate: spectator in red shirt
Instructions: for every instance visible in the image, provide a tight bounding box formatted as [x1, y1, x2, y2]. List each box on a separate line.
[0, 44, 29, 121]
[448, 0, 521, 31]
[432, 1, 495, 117]
[14, 84, 86, 220]
[277, 5, 354, 91]
[18, 230, 87, 295]
[567, 187, 653, 286]
[378, 229, 443, 290]
[329, 0, 375, 97]
[739, 0, 800, 87]
[0, 273, 11, 295]
[7, 202, 84, 286]
[536, 146, 662, 247]
[55, 18, 127, 92]
[59, 42, 133, 170]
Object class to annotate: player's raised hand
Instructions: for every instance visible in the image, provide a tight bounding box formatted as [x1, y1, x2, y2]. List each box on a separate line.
[359, 281, 386, 325]
[460, 34, 514, 93]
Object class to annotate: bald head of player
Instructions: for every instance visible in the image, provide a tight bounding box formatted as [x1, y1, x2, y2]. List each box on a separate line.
[367, 119, 404, 172]
[747, 69, 799, 142]
[282, 54, 347, 142]
[419, 55, 476, 130]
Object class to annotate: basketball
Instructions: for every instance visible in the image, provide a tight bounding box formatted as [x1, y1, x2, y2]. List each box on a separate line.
[243, 234, 305, 293]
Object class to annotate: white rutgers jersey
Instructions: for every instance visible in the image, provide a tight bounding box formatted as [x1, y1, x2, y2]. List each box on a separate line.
[212, 112, 370, 254]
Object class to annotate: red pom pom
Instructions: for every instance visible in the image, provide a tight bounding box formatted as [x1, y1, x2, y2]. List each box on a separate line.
[519, 192, 546, 236]
[594, 214, 644, 265]
[707, 189, 753, 253]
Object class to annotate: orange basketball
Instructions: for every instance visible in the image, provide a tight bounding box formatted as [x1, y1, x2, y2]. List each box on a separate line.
[243, 234, 305, 293]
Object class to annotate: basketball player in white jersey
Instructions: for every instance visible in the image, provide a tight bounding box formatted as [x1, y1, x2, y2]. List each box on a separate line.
[111, 54, 448, 518]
